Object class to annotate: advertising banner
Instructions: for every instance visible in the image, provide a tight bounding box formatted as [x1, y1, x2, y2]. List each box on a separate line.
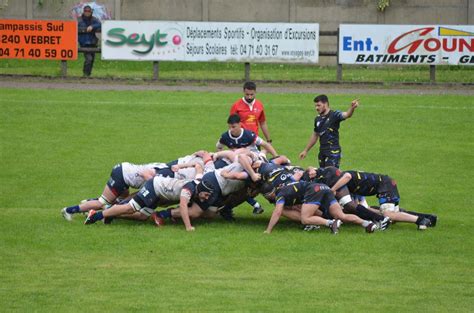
[102, 21, 319, 63]
[339, 24, 474, 65]
[0, 19, 77, 60]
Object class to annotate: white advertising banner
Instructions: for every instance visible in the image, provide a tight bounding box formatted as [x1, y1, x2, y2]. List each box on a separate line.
[101, 21, 319, 63]
[339, 24, 474, 65]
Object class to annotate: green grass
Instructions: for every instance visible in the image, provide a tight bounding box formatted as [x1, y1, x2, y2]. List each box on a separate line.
[1, 88, 473, 312]
[1, 57, 473, 83]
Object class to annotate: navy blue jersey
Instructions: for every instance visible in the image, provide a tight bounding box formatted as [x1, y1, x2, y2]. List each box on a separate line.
[219, 129, 258, 149]
[275, 181, 308, 206]
[275, 181, 335, 209]
[345, 170, 384, 196]
[314, 110, 345, 151]
[258, 163, 296, 190]
[315, 166, 343, 188]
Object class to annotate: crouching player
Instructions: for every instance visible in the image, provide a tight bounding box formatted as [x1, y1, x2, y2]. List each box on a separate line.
[264, 181, 378, 234]
[61, 162, 167, 221]
[84, 176, 212, 232]
[331, 170, 437, 230]
[156, 158, 251, 223]
[303, 166, 391, 230]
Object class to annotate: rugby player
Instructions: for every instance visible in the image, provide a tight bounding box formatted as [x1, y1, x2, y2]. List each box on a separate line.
[84, 176, 211, 232]
[217, 114, 278, 214]
[330, 170, 436, 230]
[61, 162, 167, 221]
[299, 95, 359, 168]
[263, 181, 378, 234]
[303, 166, 391, 230]
[155, 159, 253, 223]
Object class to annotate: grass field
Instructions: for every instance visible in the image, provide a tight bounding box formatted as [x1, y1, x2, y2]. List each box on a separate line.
[1, 57, 474, 83]
[1, 87, 473, 312]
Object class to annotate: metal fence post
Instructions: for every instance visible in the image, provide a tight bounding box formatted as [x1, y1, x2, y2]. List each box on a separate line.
[244, 62, 250, 81]
[430, 65, 436, 84]
[61, 60, 67, 78]
[336, 27, 342, 82]
[153, 61, 159, 80]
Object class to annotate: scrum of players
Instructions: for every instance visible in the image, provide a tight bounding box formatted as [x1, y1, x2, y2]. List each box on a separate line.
[61, 112, 437, 234]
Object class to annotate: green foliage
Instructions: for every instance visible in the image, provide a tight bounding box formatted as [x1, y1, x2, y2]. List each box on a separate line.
[377, 0, 390, 12]
[0, 88, 473, 311]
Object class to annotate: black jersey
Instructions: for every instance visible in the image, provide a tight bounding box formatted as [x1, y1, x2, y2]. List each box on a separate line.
[275, 181, 308, 206]
[258, 163, 296, 190]
[345, 170, 385, 196]
[315, 166, 343, 187]
[275, 181, 335, 209]
[314, 110, 345, 151]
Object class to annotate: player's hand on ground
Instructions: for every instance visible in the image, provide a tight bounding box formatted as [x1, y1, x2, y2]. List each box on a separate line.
[263, 230, 271, 234]
[186, 226, 195, 232]
[299, 151, 307, 160]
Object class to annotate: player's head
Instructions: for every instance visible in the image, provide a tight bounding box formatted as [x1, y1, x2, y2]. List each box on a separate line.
[314, 94, 330, 115]
[302, 167, 318, 181]
[227, 114, 242, 136]
[243, 81, 257, 104]
[196, 180, 213, 201]
[260, 182, 276, 203]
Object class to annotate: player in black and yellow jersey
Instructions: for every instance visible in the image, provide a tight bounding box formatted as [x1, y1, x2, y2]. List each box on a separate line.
[299, 95, 359, 168]
[263, 180, 378, 234]
[303, 166, 391, 230]
[330, 170, 437, 230]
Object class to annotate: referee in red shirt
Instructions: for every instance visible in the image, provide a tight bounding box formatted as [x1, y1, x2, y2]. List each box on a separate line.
[230, 81, 272, 144]
[229, 81, 272, 215]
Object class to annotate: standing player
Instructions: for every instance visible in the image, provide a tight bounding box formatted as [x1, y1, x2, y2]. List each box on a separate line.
[230, 81, 272, 143]
[299, 95, 359, 168]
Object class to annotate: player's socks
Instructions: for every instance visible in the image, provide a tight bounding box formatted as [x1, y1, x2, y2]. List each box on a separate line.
[66, 205, 81, 214]
[157, 209, 172, 219]
[220, 205, 235, 221]
[355, 205, 384, 222]
[401, 209, 430, 219]
[361, 220, 370, 228]
[246, 197, 257, 206]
